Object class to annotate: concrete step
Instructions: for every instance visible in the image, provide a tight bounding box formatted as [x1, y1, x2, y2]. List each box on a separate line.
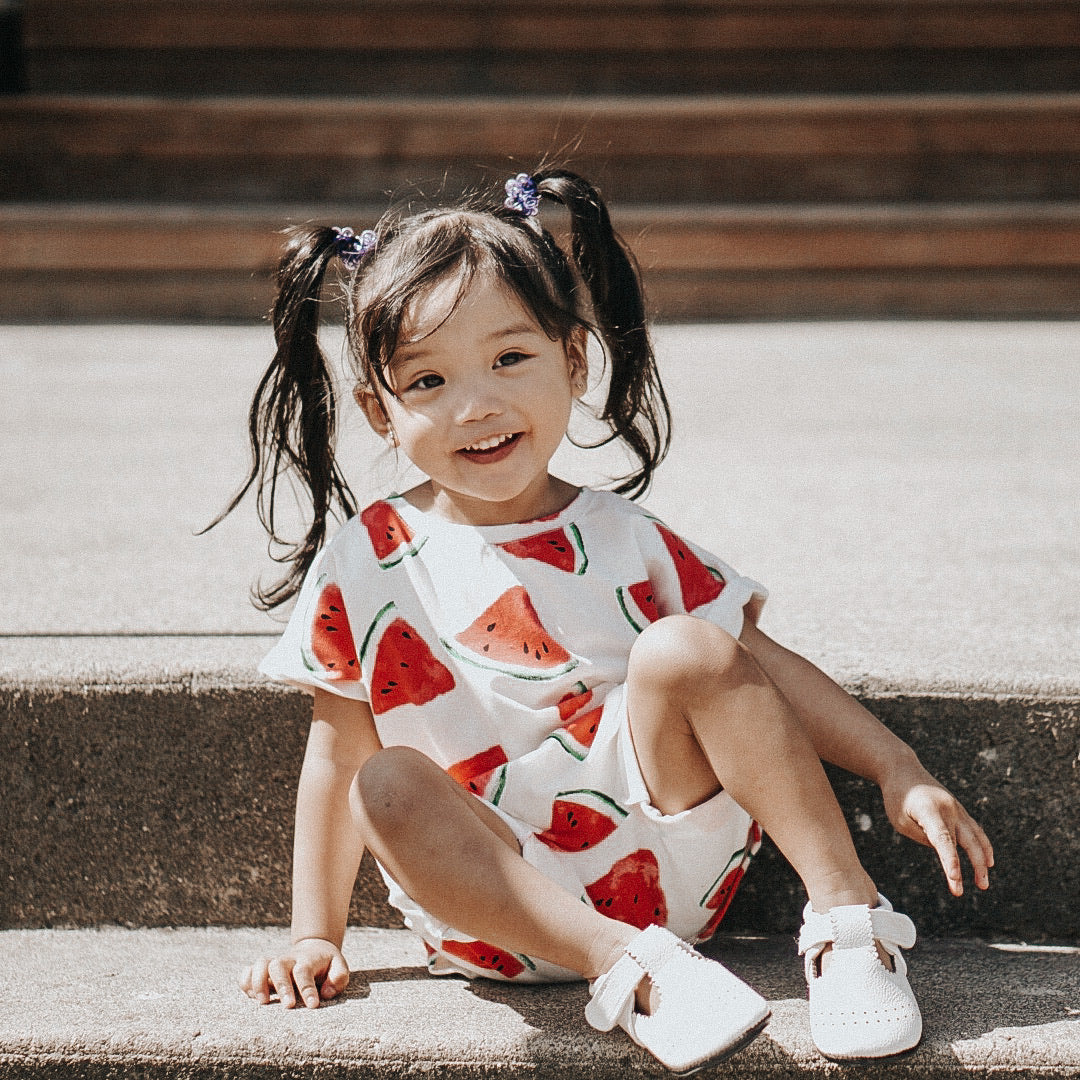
[2, 322, 1077, 940]
[3, 201, 1080, 320]
[4, 93, 1080, 204]
[19, 0, 1080, 94]
[2, 928, 1078, 1079]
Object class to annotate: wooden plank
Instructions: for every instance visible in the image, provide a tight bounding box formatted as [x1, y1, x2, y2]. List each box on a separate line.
[23, 1, 1080, 52]
[5, 94, 1080, 160]
[4, 203, 1080, 273]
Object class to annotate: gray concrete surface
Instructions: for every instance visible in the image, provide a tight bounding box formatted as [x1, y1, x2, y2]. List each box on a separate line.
[1, 321, 1077, 695]
[2, 927, 1078, 1079]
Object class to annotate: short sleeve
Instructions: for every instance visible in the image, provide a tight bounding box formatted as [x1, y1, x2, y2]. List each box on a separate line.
[644, 517, 767, 640]
[258, 544, 371, 702]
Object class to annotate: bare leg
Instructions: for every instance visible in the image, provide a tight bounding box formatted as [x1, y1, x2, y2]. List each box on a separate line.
[351, 746, 636, 979]
[625, 615, 878, 914]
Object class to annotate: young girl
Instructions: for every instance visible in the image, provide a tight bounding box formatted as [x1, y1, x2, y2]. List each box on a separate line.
[229, 169, 992, 1072]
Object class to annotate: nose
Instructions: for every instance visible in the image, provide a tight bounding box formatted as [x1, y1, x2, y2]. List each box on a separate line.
[452, 372, 504, 425]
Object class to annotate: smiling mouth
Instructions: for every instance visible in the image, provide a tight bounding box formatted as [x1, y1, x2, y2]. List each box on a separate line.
[459, 432, 521, 455]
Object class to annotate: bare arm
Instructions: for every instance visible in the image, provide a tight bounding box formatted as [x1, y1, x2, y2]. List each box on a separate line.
[241, 689, 383, 1008]
[740, 618, 993, 896]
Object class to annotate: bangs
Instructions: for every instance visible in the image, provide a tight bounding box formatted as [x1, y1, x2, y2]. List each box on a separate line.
[345, 209, 584, 398]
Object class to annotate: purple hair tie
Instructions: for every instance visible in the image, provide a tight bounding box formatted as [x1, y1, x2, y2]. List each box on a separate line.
[332, 226, 378, 267]
[504, 172, 540, 217]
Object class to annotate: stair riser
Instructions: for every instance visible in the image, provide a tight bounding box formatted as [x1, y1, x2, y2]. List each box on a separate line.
[3, 684, 1077, 939]
[21, 47, 1080, 97]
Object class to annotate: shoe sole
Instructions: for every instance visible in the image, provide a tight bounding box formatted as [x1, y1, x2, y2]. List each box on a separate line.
[670, 1011, 772, 1076]
[818, 1035, 923, 1064]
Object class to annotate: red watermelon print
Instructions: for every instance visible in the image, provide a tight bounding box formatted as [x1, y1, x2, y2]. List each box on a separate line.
[657, 524, 725, 611]
[498, 524, 588, 575]
[557, 682, 594, 723]
[546, 704, 603, 761]
[360, 499, 426, 568]
[616, 579, 660, 633]
[586, 848, 668, 931]
[444, 586, 578, 680]
[535, 789, 626, 852]
[440, 938, 529, 979]
[359, 602, 455, 715]
[307, 581, 361, 681]
[447, 744, 509, 800]
[696, 820, 762, 941]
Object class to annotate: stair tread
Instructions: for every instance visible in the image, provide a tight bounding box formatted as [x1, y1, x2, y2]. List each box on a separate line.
[2, 928, 1077, 1076]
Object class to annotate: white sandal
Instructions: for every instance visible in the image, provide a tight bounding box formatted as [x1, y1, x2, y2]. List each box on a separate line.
[585, 924, 770, 1074]
[798, 894, 922, 1060]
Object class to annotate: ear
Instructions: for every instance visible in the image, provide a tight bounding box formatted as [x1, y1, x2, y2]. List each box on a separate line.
[565, 327, 589, 398]
[354, 384, 394, 441]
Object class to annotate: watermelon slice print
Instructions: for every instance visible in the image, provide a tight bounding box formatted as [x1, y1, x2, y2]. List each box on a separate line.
[359, 602, 456, 715]
[616, 579, 660, 633]
[440, 938, 533, 979]
[305, 580, 361, 681]
[443, 586, 578, 681]
[447, 744, 509, 801]
[360, 498, 427, 569]
[557, 682, 593, 723]
[535, 789, 627, 852]
[546, 704, 603, 761]
[586, 848, 668, 931]
[497, 523, 588, 575]
[696, 820, 762, 941]
[656, 524, 725, 611]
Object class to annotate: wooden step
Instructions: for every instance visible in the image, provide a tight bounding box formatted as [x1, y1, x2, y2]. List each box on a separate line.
[3, 93, 1079, 204]
[21, 0, 1080, 94]
[4, 202, 1079, 320]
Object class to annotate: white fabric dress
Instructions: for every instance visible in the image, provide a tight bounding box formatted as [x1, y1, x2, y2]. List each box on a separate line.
[261, 488, 767, 982]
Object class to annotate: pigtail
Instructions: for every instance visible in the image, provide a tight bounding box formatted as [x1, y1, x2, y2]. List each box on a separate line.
[533, 169, 671, 499]
[205, 226, 357, 609]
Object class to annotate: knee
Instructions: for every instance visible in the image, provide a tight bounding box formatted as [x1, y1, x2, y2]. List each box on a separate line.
[352, 746, 439, 834]
[628, 615, 751, 700]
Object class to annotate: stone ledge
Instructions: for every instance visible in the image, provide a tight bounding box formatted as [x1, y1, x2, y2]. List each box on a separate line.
[2, 928, 1078, 1079]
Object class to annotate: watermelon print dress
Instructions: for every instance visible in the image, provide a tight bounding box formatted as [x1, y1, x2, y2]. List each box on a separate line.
[261, 488, 767, 983]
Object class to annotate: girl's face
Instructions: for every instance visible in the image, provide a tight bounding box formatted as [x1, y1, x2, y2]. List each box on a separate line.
[359, 270, 587, 526]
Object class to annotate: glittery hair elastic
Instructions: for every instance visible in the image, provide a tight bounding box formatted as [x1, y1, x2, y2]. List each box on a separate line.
[504, 172, 540, 217]
[332, 226, 378, 267]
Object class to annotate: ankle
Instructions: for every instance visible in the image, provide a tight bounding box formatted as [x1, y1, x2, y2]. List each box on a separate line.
[585, 924, 637, 981]
[807, 875, 879, 915]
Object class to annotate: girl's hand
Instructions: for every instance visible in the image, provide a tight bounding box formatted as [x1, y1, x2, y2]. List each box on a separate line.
[240, 937, 350, 1009]
[879, 761, 994, 897]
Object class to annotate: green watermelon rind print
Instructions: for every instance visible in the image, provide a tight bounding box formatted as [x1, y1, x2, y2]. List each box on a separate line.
[300, 573, 329, 673]
[440, 640, 579, 681]
[615, 585, 647, 634]
[553, 788, 630, 821]
[546, 729, 589, 761]
[488, 764, 509, 806]
[567, 522, 588, 575]
[375, 533, 429, 570]
[358, 600, 397, 669]
[697, 837, 757, 908]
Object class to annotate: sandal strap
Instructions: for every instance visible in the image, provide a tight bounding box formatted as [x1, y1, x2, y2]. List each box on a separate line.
[584, 925, 680, 1032]
[798, 899, 917, 957]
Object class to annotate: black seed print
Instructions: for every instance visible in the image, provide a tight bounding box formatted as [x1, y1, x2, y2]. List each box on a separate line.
[330, 605, 342, 612]
[320, 613, 330, 620]
[402, 631, 412, 639]
[487, 622, 497, 632]
[523, 642, 529, 654]
[326, 626, 337, 632]
[483, 644, 490, 652]
[542, 642, 549, 653]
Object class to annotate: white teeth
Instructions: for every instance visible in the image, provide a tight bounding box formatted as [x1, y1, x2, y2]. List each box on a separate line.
[464, 434, 513, 452]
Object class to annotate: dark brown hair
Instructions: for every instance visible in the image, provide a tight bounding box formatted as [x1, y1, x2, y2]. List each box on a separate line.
[212, 169, 671, 608]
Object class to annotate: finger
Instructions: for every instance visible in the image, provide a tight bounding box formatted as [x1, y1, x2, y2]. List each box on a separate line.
[245, 957, 272, 1005]
[957, 819, 993, 890]
[924, 823, 964, 896]
[321, 951, 351, 1000]
[293, 961, 322, 1010]
[268, 958, 297, 1009]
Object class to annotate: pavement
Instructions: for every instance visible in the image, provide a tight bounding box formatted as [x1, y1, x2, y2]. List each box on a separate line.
[1, 321, 1077, 694]
[2, 928, 1079, 1079]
